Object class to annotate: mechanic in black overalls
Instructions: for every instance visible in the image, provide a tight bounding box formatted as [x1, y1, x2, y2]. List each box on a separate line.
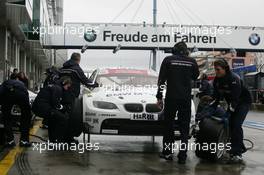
[41, 66, 60, 129]
[32, 76, 72, 142]
[0, 74, 32, 147]
[62, 52, 98, 143]
[212, 59, 252, 163]
[156, 42, 200, 164]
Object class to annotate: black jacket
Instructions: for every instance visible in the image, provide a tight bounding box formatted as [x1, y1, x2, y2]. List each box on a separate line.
[33, 84, 63, 110]
[0, 80, 29, 105]
[213, 72, 252, 109]
[62, 59, 94, 97]
[0, 79, 28, 96]
[20, 78, 29, 89]
[198, 79, 213, 98]
[156, 54, 199, 100]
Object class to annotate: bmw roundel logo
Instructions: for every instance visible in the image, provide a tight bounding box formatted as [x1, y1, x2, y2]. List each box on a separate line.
[141, 100, 146, 103]
[249, 33, 260, 46]
[84, 30, 97, 42]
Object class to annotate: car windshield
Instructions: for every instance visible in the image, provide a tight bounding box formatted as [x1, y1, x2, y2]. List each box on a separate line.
[97, 74, 158, 86]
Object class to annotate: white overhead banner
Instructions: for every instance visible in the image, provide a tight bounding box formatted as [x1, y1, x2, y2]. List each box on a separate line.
[41, 23, 264, 51]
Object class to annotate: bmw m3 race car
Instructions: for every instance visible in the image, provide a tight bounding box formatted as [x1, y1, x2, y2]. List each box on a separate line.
[79, 68, 196, 138]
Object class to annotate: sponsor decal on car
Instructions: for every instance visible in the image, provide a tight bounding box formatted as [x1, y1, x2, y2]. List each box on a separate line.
[102, 129, 118, 134]
[84, 117, 92, 122]
[131, 113, 158, 121]
[93, 118, 99, 124]
[106, 92, 155, 97]
[85, 112, 96, 116]
[99, 114, 117, 117]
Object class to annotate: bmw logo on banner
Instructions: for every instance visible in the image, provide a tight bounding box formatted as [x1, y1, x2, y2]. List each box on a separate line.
[84, 30, 97, 42]
[249, 33, 261, 46]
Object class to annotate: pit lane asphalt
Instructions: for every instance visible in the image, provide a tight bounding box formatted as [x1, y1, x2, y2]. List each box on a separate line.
[1, 111, 264, 175]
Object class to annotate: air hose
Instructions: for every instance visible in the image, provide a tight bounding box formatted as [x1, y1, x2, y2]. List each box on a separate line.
[243, 138, 254, 151]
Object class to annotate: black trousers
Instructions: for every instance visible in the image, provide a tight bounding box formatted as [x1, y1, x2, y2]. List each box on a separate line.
[2, 91, 31, 142]
[62, 92, 83, 139]
[48, 110, 69, 142]
[32, 102, 68, 142]
[229, 103, 250, 156]
[32, 101, 50, 127]
[162, 98, 191, 159]
[32, 101, 51, 119]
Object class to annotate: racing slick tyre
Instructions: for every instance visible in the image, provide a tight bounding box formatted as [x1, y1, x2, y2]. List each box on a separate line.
[69, 97, 83, 137]
[195, 117, 229, 161]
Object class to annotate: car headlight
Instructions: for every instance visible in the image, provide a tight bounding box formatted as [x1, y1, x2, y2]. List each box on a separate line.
[93, 101, 118, 110]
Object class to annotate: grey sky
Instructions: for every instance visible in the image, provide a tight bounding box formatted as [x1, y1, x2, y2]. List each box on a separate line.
[64, 0, 264, 71]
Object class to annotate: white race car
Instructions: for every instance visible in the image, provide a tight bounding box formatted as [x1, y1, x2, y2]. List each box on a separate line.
[79, 68, 196, 138]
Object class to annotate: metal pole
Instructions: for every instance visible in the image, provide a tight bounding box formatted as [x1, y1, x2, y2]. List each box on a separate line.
[54, 49, 57, 66]
[153, 0, 157, 27]
[152, 0, 157, 71]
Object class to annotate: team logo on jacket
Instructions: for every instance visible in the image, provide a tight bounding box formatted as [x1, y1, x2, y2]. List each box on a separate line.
[249, 33, 260, 46]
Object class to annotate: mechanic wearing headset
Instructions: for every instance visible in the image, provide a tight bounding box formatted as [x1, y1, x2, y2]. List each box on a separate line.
[212, 58, 252, 163]
[32, 76, 72, 143]
[62, 53, 98, 143]
[156, 42, 199, 164]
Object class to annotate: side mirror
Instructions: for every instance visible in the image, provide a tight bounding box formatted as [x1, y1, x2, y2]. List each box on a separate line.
[88, 69, 99, 85]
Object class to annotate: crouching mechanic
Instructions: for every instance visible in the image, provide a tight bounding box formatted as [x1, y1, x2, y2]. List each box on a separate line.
[32, 77, 72, 142]
[212, 59, 252, 163]
[156, 42, 199, 164]
[0, 74, 32, 147]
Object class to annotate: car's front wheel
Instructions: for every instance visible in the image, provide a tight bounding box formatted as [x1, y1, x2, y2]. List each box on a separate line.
[68, 97, 83, 137]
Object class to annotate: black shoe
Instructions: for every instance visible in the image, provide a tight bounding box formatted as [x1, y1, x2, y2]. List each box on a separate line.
[228, 155, 244, 164]
[178, 158, 186, 164]
[19, 140, 32, 147]
[6, 140, 16, 147]
[159, 153, 173, 161]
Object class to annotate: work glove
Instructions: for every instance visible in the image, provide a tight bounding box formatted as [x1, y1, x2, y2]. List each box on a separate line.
[156, 98, 164, 110]
[229, 104, 235, 112]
